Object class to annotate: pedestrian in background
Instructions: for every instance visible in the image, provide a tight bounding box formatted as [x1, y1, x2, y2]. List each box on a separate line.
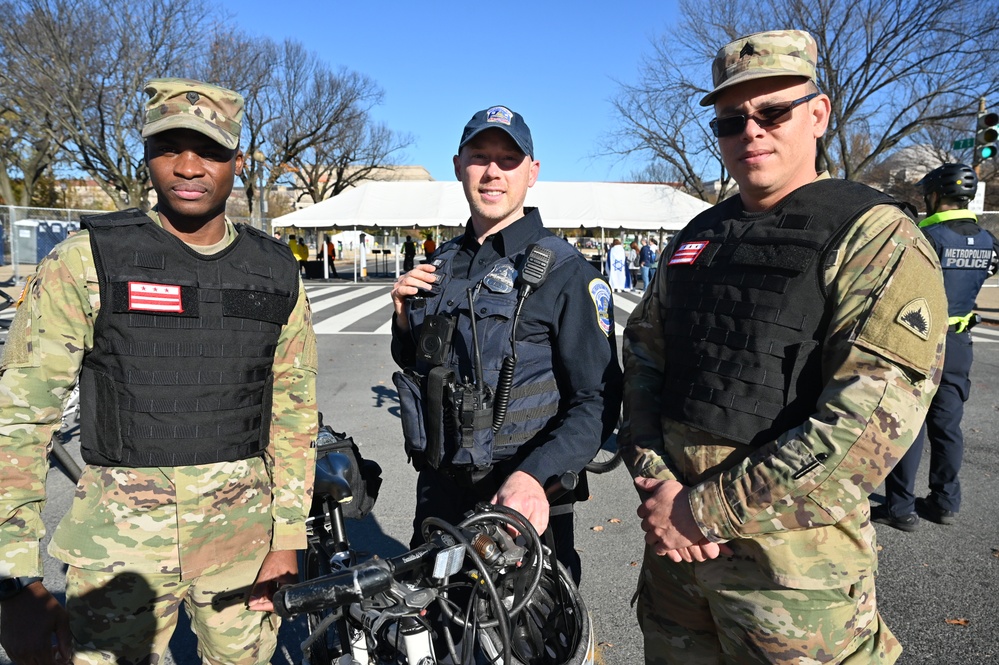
[627, 240, 640, 292]
[875, 163, 999, 531]
[638, 237, 654, 290]
[620, 30, 946, 663]
[318, 234, 340, 279]
[0, 78, 317, 664]
[402, 234, 418, 272]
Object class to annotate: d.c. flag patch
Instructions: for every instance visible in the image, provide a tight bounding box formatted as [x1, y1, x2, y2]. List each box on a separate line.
[128, 282, 184, 313]
[668, 241, 709, 266]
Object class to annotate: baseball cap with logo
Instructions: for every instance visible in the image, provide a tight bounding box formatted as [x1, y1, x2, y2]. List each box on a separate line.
[141, 78, 244, 150]
[458, 105, 534, 158]
[699, 30, 818, 107]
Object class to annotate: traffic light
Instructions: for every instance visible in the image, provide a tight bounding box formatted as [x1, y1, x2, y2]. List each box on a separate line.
[974, 110, 999, 166]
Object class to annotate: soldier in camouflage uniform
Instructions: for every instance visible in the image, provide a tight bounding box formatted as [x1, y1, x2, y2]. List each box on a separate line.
[620, 31, 947, 664]
[0, 78, 318, 664]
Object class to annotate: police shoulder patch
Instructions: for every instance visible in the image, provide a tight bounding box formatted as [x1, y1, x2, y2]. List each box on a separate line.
[588, 279, 613, 337]
[896, 298, 931, 340]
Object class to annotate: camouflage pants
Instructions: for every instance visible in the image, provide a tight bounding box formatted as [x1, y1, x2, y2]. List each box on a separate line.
[65, 557, 279, 665]
[636, 546, 901, 664]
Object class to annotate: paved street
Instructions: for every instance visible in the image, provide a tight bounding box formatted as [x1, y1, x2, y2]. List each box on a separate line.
[1, 281, 998, 664]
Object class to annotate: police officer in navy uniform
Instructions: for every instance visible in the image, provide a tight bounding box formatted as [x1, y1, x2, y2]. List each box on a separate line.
[875, 163, 999, 531]
[389, 106, 622, 582]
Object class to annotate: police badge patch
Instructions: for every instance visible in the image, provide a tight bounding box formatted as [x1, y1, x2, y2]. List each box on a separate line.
[589, 279, 613, 337]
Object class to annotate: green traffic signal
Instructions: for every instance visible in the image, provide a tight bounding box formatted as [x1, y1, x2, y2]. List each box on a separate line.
[974, 111, 999, 166]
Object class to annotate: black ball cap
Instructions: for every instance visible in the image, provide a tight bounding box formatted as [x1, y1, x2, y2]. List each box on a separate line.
[458, 105, 534, 158]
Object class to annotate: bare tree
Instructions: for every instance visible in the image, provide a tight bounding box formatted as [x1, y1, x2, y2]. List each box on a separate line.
[198, 28, 280, 218]
[291, 114, 413, 204]
[0, 0, 217, 209]
[607, 0, 999, 198]
[203, 35, 410, 218]
[0, 109, 59, 206]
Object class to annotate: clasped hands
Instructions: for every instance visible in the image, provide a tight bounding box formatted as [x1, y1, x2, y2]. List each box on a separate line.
[634, 476, 732, 563]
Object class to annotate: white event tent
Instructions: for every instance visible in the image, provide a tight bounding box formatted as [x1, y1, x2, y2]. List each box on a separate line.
[272, 180, 711, 232]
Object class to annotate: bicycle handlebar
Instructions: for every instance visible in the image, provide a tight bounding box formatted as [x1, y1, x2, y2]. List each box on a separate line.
[274, 562, 394, 617]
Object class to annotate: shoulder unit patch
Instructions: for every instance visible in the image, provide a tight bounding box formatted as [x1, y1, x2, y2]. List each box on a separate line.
[588, 278, 613, 337]
[896, 298, 931, 340]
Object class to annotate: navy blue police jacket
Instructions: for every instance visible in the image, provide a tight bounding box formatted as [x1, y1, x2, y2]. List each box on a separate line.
[391, 209, 622, 485]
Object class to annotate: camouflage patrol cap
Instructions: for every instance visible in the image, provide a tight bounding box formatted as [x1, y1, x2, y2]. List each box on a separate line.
[699, 30, 817, 107]
[141, 78, 244, 150]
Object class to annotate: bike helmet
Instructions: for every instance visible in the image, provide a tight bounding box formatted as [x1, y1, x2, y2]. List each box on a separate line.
[918, 163, 978, 200]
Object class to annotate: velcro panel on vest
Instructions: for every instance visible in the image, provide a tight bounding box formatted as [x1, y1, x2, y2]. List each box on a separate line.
[729, 242, 817, 273]
[222, 289, 295, 325]
[134, 252, 166, 269]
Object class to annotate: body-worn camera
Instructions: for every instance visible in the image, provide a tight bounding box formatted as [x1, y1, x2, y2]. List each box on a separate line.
[416, 314, 456, 366]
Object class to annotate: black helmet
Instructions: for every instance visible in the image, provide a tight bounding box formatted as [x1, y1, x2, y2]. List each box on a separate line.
[918, 163, 978, 200]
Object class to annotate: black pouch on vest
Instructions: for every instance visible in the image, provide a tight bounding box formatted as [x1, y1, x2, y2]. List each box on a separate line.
[393, 368, 460, 470]
[449, 384, 495, 468]
[314, 418, 382, 520]
[393, 370, 428, 465]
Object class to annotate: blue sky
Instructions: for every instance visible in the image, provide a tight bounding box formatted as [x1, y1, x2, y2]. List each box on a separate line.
[217, 0, 681, 182]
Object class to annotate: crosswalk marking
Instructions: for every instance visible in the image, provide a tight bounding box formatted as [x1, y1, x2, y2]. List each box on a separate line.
[969, 325, 999, 343]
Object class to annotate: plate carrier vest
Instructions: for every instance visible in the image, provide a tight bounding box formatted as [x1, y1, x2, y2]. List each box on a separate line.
[78, 209, 299, 467]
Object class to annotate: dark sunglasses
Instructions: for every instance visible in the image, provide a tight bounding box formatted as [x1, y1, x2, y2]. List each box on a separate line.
[709, 92, 820, 138]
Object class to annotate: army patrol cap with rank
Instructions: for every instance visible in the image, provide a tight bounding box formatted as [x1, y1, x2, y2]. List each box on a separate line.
[700, 30, 818, 106]
[141, 78, 244, 150]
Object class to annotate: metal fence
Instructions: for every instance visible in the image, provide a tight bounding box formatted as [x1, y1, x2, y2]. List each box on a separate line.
[1, 205, 108, 281]
[0, 205, 275, 282]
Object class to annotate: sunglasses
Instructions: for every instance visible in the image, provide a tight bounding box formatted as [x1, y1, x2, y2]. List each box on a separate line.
[709, 92, 820, 138]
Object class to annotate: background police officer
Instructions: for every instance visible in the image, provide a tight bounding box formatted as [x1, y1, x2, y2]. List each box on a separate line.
[389, 106, 622, 582]
[0, 79, 317, 664]
[875, 164, 999, 531]
[620, 30, 947, 663]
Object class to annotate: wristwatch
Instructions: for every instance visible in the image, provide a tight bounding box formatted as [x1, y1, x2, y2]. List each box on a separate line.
[0, 576, 43, 601]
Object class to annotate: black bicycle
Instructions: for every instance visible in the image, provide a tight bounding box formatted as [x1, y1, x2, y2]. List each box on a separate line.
[279, 422, 593, 665]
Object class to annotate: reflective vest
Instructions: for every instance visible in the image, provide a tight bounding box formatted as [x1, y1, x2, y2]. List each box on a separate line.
[394, 234, 578, 469]
[78, 209, 300, 467]
[920, 210, 993, 319]
[661, 179, 900, 446]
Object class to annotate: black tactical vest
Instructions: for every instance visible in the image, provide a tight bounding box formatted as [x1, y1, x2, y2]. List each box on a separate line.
[394, 234, 580, 469]
[662, 179, 900, 446]
[78, 209, 300, 467]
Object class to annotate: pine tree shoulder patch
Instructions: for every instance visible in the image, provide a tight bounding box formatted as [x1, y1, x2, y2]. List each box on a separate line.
[896, 298, 931, 340]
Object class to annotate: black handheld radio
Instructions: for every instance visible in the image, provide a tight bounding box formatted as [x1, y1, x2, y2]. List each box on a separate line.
[491, 244, 556, 432]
